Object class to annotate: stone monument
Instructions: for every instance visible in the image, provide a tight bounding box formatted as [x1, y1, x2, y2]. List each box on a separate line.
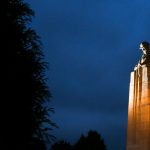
[127, 42, 150, 150]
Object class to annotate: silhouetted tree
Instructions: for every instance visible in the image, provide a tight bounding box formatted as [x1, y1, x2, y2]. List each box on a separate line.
[50, 131, 106, 150]
[51, 140, 72, 150]
[74, 130, 106, 150]
[30, 137, 47, 150]
[2, 0, 56, 149]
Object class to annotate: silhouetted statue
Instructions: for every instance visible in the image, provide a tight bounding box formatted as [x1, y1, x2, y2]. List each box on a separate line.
[138, 41, 150, 66]
[140, 42, 150, 65]
[134, 41, 150, 71]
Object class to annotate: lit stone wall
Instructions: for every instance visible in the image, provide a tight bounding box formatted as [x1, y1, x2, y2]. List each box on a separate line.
[127, 65, 150, 150]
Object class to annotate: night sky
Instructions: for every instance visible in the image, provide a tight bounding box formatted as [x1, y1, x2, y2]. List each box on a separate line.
[26, 0, 150, 150]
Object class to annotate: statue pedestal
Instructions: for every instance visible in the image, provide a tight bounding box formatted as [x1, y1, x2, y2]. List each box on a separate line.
[127, 65, 150, 150]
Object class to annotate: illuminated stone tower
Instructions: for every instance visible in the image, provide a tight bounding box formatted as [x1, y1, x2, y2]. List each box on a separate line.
[127, 42, 150, 150]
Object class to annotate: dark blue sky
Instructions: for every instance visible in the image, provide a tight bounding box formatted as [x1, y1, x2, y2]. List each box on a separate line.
[26, 0, 150, 149]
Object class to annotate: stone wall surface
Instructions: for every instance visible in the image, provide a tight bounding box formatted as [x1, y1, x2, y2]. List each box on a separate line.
[127, 66, 150, 150]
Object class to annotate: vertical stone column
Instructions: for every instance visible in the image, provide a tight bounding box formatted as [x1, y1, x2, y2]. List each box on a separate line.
[127, 65, 150, 150]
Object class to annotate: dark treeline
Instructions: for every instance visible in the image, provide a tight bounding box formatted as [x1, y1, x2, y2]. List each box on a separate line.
[3, 0, 56, 149]
[51, 130, 107, 150]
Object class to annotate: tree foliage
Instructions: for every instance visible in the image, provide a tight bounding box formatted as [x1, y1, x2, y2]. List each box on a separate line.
[51, 140, 72, 150]
[74, 130, 106, 150]
[2, 0, 55, 149]
[50, 130, 106, 150]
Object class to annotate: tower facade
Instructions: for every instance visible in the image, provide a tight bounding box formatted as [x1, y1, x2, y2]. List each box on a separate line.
[127, 42, 150, 150]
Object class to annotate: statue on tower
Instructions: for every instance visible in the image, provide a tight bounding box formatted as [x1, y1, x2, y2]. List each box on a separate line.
[127, 41, 150, 150]
[139, 41, 150, 66]
[135, 41, 150, 70]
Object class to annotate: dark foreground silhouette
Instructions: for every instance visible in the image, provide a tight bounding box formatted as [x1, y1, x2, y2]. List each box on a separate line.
[51, 130, 107, 150]
[4, 0, 55, 149]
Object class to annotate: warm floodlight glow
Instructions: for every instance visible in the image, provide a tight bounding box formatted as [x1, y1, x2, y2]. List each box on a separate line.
[127, 66, 150, 150]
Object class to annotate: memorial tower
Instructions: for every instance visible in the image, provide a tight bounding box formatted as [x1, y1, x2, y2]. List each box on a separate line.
[127, 42, 150, 150]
